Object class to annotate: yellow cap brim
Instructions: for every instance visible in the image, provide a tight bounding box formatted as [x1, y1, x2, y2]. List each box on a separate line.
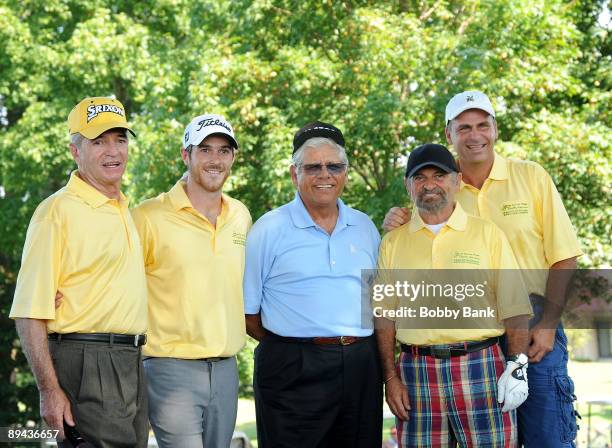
[78, 122, 136, 139]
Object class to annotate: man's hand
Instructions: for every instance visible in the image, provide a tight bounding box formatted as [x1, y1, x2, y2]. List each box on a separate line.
[382, 207, 410, 232]
[54, 291, 63, 309]
[497, 360, 528, 412]
[40, 386, 74, 440]
[528, 324, 556, 363]
[385, 376, 411, 420]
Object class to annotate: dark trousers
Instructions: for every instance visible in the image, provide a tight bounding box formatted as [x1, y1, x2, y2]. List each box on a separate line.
[49, 339, 149, 448]
[254, 335, 383, 448]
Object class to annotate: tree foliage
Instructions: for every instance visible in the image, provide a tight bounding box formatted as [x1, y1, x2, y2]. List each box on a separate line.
[0, 0, 609, 425]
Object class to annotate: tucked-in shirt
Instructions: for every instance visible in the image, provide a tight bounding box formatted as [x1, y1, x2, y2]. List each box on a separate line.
[10, 171, 147, 334]
[243, 193, 380, 337]
[132, 180, 252, 358]
[378, 203, 533, 345]
[457, 155, 582, 295]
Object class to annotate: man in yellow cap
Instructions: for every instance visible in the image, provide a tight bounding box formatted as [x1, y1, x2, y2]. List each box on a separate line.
[10, 97, 148, 447]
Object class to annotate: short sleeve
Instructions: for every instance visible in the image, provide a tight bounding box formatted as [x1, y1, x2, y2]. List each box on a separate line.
[10, 217, 63, 320]
[538, 169, 583, 266]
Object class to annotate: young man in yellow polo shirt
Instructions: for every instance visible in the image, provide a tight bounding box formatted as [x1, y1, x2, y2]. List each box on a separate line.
[131, 114, 251, 448]
[376, 143, 533, 447]
[384, 92, 583, 447]
[10, 97, 148, 447]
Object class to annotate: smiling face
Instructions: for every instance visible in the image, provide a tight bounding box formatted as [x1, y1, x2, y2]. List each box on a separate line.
[445, 109, 497, 166]
[182, 134, 235, 194]
[70, 128, 128, 197]
[407, 166, 461, 216]
[291, 143, 348, 211]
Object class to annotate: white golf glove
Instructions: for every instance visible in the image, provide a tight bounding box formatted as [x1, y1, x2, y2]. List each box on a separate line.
[497, 354, 528, 412]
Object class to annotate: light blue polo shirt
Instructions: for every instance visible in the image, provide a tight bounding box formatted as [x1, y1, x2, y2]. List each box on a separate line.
[243, 193, 380, 337]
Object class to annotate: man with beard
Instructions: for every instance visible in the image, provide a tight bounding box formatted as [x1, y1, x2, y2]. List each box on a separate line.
[376, 143, 533, 447]
[384, 91, 582, 447]
[131, 114, 251, 447]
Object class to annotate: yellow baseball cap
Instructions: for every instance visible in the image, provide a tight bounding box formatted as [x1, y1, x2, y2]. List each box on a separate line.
[67, 97, 135, 139]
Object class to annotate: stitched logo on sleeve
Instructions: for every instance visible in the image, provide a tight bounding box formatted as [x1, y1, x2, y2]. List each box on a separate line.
[232, 232, 246, 246]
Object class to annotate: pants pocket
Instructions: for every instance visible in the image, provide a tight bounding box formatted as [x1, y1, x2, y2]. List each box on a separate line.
[554, 374, 578, 444]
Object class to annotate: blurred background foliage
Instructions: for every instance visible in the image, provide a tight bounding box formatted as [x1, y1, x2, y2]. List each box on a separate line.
[0, 0, 609, 425]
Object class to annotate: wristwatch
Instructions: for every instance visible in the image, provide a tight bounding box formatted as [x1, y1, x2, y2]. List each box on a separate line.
[508, 353, 528, 365]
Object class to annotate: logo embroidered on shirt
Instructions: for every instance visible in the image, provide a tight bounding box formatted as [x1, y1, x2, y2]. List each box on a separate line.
[452, 252, 481, 265]
[501, 201, 529, 216]
[232, 232, 246, 246]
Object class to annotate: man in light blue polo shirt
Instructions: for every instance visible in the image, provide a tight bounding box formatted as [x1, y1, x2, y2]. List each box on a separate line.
[244, 121, 382, 447]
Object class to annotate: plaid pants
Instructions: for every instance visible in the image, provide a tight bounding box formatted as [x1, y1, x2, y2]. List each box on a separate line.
[396, 343, 517, 448]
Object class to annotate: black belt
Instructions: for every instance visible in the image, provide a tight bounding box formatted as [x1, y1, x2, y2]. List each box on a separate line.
[401, 337, 498, 359]
[48, 333, 147, 347]
[266, 332, 370, 346]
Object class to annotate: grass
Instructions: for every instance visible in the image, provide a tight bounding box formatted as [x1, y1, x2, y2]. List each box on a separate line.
[236, 359, 612, 446]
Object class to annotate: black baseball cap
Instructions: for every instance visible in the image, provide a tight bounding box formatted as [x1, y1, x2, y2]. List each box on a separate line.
[292, 121, 345, 154]
[405, 143, 458, 178]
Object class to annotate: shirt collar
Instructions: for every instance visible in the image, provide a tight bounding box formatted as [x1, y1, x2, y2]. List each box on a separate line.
[288, 192, 353, 229]
[408, 202, 468, 233]
[168, 179, 230, 218]
[460, 153, 508, 190]
[66, 170, 128, 208]
[168, 179, 193, 211]
[488, 153, 509, 180]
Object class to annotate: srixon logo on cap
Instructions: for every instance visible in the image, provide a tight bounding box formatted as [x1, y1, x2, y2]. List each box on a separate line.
[87, 104, 125, 122]
[466, 95, 475, 102]
[196, 118, 231, 133]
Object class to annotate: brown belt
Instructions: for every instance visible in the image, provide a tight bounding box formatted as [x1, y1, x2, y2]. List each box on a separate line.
[266, 332, 368, 346]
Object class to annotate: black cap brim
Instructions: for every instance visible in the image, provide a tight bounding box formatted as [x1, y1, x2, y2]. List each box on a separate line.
[406, 162, 456, 179]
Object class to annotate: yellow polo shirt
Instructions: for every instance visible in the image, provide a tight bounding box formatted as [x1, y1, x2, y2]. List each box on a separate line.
[10, 171, 148, 334]
[132, 180, 252, 359]
[377, 203, 533, 345]
[457, 155, 582, 295]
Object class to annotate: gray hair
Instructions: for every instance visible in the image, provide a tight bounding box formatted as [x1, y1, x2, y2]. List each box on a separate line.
[292, 137, 349, 168]
[70, 133, 85, 149]
[70, 130, 129, 149]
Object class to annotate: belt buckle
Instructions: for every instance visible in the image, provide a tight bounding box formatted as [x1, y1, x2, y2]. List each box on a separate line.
[430, 347, 451, 359]
[134, 334, 146, 347]
[340, 336, 351, 346]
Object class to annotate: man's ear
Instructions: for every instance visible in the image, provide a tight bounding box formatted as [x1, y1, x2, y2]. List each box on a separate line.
[181, 147, 190, 166]
[445, 124, 453, 145]
[69, 144, 80, 165]
[290, 165, 298, 188]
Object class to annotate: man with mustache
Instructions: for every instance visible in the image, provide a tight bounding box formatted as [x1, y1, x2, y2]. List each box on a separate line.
[376, 143, 533, 447]
[131, 114, 251, 447]
[384, 91, 582, 447]
[10, 97, 148, 447]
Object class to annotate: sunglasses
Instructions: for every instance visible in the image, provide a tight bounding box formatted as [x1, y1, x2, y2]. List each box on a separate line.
[300, 163, 347, 176]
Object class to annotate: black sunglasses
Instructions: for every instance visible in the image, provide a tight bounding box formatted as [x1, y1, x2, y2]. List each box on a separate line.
[300, 163, 347, 176]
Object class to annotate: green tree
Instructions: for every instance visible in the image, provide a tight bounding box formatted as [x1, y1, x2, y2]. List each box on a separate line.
[1, 0, 609, 426]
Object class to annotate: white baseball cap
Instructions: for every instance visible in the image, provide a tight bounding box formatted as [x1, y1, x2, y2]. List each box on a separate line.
[183, 114, 238, 149]
[445, 91, 495, 123]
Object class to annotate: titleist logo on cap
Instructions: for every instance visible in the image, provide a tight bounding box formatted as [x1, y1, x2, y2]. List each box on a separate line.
[86, 104, 125, 122]
[196, 118, 231, 133]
